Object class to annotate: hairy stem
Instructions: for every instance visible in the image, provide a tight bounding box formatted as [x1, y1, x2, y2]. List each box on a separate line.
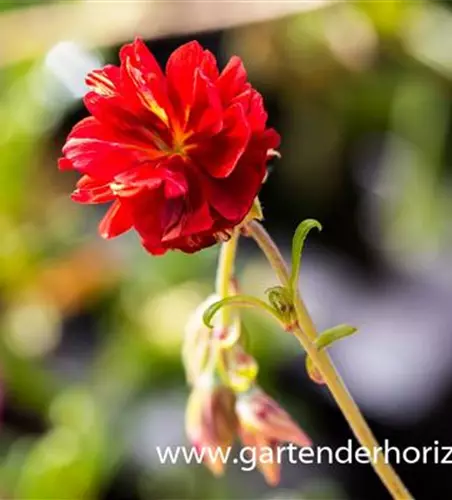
[246, 220, 412, 500]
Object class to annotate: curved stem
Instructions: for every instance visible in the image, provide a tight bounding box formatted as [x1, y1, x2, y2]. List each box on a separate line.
[246, 220, 412, 500]
[246, 221, 289, 285]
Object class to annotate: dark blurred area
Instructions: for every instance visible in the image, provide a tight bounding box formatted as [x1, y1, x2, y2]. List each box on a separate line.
[1, 1, 452, 499]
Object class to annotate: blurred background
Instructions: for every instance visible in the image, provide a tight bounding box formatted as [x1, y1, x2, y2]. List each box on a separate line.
[1, 0, 452, 498]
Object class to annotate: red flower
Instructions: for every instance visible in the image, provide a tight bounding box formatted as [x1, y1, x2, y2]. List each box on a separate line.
[59, 39, 280, 254]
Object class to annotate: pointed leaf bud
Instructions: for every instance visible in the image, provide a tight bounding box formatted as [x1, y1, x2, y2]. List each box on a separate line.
[185, 375, 238, 476]
[306, 355, 325, 385]
[265, 286, 296, 328]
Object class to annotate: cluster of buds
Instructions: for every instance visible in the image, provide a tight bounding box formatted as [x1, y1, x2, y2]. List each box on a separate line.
[183, 293, 311, 486]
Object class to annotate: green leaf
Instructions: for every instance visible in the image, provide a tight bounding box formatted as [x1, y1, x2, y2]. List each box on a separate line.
[202, 295, 283, 329]
[290, 219, 322, 291]
[315, 324, 358, 351]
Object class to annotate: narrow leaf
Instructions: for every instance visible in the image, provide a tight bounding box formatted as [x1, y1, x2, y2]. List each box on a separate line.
[315, 324, 358, 351]
[290, 219, 322, 291]
[202, 295, 282, 329]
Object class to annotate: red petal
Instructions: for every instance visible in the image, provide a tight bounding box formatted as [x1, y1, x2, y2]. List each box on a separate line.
[84, 65, 162, 138]
[163, 232, 217, 254]
[114, 156, 188, 199]
[180, 201, 212, 236]
[84, 65, 141, 130]
[186, 68, 223, 135]
[247, 90, 268, 132]
[76, 174, 98, 189]
[58, 157, 73, 171]
[162, 199, 212, 243]
[120, 163, 215, 254]
[119, 38, 164, 81]
[217, 56, 248, 104]
[99, 200, 133, 239]
[122, 186, 170, 250]
[200, 50, 219, 81]
[166, 41, 204, 122]
[120, 38, 171, 129]
[114, 165, 163, 192]
[66, 117, 114, 142]
[204, 128, 279, 222]
[83, 90, 149, 137]
[71, 176, 114, 204]
[86, 65, 120, 95]
[164, 169, 188, 199]
[62, 118, 163, 181]
[191, 103, 250, 178]
[63, 137, 151, 180]
[179, 170, 214, 235]
[205, 159, 264, 223]
[256, 127, 281, 152]
[233, 89, 267, 133]
[161, 168, 214, 248]
[141, 239, 167, 255]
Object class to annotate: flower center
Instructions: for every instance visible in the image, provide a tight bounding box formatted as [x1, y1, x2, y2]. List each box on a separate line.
[170, 126, 193, 158]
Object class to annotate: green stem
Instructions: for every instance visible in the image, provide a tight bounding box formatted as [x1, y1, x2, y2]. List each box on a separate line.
[246, 220, 412, 500]
[245, 220, 289, 285]
[215, 229, 239, 325]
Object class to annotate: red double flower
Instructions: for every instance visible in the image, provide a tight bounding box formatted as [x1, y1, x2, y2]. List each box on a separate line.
[60, 39, 279, 254]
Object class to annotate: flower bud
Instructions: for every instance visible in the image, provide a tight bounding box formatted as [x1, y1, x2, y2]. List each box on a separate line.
[237, 388, 311, 447]
[182, 294, 219, 385]
[236, 388, 311, 485]
[213, 321, 240, 348]
[224, 344, 259, 393]
[239, 428, 281, 486]
[183, 294, 242, 385]
[266, 286, 296, 328]
[185, 375, 238, 476]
